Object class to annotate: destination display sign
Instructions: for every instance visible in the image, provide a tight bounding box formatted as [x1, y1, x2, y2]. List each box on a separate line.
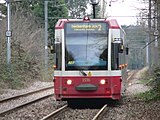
[65, 22, 108, 34]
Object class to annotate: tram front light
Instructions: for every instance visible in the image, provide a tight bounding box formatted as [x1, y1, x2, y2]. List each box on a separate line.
[67, 79, 72, 85]
[100, 79, 106, 85]
[53, 64, 56, 69]
[83, 16, 90, 21]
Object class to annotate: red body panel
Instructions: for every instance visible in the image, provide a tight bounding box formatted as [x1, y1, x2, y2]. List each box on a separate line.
[54, 76, 121, 100]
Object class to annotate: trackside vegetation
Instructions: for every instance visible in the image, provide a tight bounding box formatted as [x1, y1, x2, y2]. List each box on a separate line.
[136, 67, 160, 101]
[0, 0, 89, 89]
[0, 42, 40, 89]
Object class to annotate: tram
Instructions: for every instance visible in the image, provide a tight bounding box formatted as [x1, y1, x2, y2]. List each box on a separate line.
[53, 16, 128, 101]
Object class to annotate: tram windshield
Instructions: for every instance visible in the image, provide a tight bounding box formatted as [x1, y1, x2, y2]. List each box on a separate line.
[65, 22, 109, 70]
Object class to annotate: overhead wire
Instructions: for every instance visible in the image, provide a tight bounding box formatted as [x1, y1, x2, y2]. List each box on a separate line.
[142, 35, 160, 49]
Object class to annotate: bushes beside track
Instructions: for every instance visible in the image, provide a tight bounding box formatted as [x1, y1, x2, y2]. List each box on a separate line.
[136, 67, 160, 101]
[0, 43, 40, 89]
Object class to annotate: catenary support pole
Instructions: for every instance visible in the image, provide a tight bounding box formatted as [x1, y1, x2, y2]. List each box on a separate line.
[44, 0, 48, 78]
[6, 0, 11, 64]
[148, 0, 151, 73]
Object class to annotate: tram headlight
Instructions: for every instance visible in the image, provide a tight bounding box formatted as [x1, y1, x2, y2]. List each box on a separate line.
[100, 79, 106, 85]
[67, 79, 72, 85]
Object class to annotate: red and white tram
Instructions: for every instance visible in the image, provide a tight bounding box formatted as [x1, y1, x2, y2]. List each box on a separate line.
[53, 16, 128, 102]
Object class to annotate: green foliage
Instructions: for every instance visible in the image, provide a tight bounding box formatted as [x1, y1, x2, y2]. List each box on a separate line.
[6, 0, 92, 42]
[0, 63, 26, 89]
[0, 3, 7, 15]
[11, 0, 68, 41]
[0, 42, 40, 89]
[31, 1, 44, 19]
[30, 0, 68, 39]
[135, 67, 160, 101]
[135, 89, 160, 102]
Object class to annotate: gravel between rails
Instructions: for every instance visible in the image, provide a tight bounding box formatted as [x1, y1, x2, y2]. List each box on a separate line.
[53, 108, 100, 120]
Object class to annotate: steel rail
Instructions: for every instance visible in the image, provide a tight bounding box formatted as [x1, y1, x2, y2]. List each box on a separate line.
[127, 70, 138, 81]
[0, 93, 54, 116]
[92, 104, 108, 120]
[40, 105, 68, 120]
[0, 85, 54, 103]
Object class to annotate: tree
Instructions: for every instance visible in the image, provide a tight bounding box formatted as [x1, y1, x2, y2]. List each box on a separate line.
[10, 0, 68, 40]
[138, 0, 160, 67]
[30, 0, 68, 39]
[122, 25, 147, 69]
[65, 0, 89, 18]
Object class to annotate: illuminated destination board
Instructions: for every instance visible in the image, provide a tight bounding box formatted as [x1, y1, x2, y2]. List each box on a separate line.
[71, 24, 102, 31]
[65, 22, 108, 34]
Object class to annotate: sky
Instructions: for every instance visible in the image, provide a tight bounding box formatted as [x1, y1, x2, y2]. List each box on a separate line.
[0, 0, 146, 25]
[0, 0, 5, 3]
[107, 0, 146, 25]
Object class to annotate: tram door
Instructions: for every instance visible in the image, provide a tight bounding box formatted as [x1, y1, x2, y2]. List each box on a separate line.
[54, 40, 63, 98]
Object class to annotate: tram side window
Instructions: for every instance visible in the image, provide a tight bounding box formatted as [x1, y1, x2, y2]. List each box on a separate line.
[111, 43, 119, 70]
[54, 43, 62, 70]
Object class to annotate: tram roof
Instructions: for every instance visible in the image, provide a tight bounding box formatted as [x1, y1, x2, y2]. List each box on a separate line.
[55, 18, 120, 29]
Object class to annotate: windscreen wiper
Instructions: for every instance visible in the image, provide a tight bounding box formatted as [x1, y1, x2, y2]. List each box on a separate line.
[80, 70, 87, 76]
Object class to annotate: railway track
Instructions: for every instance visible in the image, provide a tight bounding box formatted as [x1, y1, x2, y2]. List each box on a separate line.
[0, 85, 54, 103]
[40, 71, 136, 120]
[41, 104, 109, 120]
[0, 71, 137, 118]
[127, 70, 137, 81]
[40, 105, 68, 120]
[0, 86, 54, 116]
[92, 104, 108, 120]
